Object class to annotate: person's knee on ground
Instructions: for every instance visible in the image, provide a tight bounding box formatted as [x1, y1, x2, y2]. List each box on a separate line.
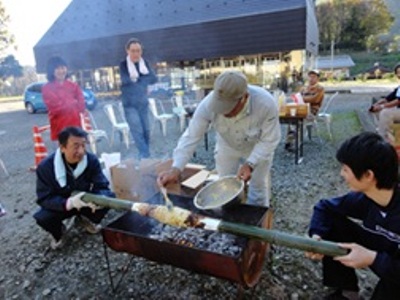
[33, 209, 66, 241]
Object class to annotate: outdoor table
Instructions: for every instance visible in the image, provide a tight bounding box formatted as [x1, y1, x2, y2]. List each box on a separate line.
[279, 114, 305, 164]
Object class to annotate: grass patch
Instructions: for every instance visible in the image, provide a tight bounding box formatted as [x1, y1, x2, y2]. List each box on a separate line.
[0, 96, 22, 102]
[332, 111, 362, 144]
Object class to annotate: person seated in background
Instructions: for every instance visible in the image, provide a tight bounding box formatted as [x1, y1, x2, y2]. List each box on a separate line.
[369, 63, 400, 139]
[306, 132, 400, 299]
[33, 126, 115, 250]
[300, 69, 325, 116]
[285, 69, 325, 150]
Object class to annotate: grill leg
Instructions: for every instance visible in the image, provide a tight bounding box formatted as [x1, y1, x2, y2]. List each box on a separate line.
[103, 241, 136, 293]
[236, 284, 244, 299]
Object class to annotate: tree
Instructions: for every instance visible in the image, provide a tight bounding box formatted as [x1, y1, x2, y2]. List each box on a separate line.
[0, 0, 22, 92]
[0, 0, 15, 57]
[316, 0, 346, 52]
[316, 0, 394, 51]
[0, 54, 22, 80]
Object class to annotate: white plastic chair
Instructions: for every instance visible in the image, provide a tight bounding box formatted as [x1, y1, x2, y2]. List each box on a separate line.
[306, 91, 339, 141]
[0, 130, 8, 176]
[0, 158, 8, 176]
[148, 98, 174, 137]
[171, 95, 188, 132]
[103, 103, 131, 149]
[316, 91, 339, 140]
[80, 110, 109, 155]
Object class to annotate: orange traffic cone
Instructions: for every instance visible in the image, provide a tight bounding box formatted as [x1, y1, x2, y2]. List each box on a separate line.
[30, 125, 50, 171]
[80, 110, 93, 131]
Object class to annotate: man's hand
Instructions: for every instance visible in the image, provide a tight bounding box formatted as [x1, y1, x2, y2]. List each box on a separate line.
[157, 168, 181, 187]
[305, 234, 324, 261]
[66, 192, 98, 212]
[334, 243, 376, 269]
[370, 99, 387, 112]
[237, 163, 253, 182]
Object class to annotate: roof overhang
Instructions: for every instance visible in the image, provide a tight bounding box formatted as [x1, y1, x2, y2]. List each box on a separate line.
[34, 0, 319, 72]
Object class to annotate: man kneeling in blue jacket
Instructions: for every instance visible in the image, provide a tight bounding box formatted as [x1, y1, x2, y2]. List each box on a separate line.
[307, 132, 400, 299]
[33, 126, 114, 250]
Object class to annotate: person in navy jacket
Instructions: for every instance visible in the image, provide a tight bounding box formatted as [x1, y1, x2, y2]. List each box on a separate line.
[33, 126, 114, 250]
[119, 38, 157, 159]
[307, 132, 400, 299]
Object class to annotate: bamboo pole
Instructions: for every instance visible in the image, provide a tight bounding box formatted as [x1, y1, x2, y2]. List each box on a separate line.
[79, 192, 347, 257]
[81, 192, 133, 211]
[218, 221, 347, 257]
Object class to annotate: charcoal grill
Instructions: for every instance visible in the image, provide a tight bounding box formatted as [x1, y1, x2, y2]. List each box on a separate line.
[102, 192, 272, 293]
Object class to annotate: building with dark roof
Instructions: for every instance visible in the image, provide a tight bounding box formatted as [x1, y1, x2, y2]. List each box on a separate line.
[316, 55, 355, 79]
[33, 0, 319, 91]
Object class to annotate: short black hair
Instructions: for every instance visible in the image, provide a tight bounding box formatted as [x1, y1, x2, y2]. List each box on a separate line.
[336, 132, 398, 189]
[58, 126, 88, 147]
[46, 56, 67, 82]
[125, 37, 142, 50]
[394, 64, 400, 74]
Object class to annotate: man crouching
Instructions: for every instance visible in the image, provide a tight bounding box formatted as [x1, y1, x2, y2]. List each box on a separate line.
[33, 126, 114, 250]
[306, 132, 400, 299]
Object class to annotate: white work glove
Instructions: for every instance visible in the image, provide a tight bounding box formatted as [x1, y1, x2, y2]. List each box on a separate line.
[66, 192, 98, 212]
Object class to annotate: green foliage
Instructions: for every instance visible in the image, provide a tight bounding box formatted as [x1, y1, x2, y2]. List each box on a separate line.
[349, 51, 400, 76]
[316, 0, 394, 51]
[0, 0, 15, 57]
[0, 55, 22, 80]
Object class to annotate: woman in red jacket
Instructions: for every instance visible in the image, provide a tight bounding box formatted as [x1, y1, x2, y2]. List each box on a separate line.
[42, 57, 86, 142]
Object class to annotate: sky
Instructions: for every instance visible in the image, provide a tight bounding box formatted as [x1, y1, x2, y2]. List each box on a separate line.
[3, 0, 72, 66]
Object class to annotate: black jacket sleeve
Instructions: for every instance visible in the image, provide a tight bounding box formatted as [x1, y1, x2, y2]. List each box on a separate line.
[308, 192, 369, 238]
[36, 155, 70, 211]
[119, 60, 132, 86]
[385, 87, 400, 102]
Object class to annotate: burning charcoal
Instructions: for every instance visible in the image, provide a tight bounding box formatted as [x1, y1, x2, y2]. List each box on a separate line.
[147, 222, 243, 256]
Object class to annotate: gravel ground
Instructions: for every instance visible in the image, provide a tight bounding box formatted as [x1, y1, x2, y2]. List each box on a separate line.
[0, 90, 388, 299]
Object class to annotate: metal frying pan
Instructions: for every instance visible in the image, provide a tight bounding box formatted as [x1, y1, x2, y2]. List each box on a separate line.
[193, 175, 244, 210]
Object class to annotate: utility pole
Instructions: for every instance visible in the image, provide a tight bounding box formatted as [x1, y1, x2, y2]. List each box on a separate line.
[330, 40, 335, 75]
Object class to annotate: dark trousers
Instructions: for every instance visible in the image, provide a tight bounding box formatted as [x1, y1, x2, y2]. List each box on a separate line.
[124, 105, 150, 159]
[322, 214, 400, 299]
[33, 207, 108, 240]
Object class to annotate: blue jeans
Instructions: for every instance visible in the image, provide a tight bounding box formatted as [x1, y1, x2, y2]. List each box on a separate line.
[124, 105, 150, 159]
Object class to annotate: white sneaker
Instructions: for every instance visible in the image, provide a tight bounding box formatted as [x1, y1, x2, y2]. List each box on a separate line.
[50, 237, 65, 250]
[50, 224, 66, 250]
[75, 215, 101, 234]
[63, 217, 75, 232]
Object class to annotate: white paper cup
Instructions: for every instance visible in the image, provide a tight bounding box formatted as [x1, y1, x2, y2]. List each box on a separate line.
[290, 108, 297, 116]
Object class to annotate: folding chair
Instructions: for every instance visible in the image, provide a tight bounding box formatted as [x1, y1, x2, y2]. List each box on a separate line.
[148, 98, 174, 137]
[80, 110, 109, 155]
[171, 95, 188, 132]
[306, 91, 339, 141]
[0, 130, 8, 176]
[103, 103, 131, 149]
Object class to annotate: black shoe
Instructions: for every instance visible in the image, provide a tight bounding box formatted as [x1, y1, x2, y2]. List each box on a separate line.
[284, 142, 294, 152]
[324, 289, 360, 300]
